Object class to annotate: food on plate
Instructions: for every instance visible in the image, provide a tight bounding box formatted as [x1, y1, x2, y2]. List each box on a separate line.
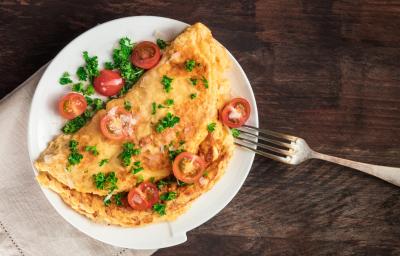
[58, 93, 88, 120]
[93, 70, 125, 96]
[35, 23, 247, 227]
[220, 98, 251, 128]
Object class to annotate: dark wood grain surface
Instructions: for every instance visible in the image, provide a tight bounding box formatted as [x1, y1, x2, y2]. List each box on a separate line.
[1, 0, 400, 255]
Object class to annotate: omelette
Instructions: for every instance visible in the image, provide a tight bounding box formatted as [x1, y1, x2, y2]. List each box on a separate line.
[35, 23, 235, 226]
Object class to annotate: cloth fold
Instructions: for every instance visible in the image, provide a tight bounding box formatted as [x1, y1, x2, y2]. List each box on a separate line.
[0, 65, 156, 256]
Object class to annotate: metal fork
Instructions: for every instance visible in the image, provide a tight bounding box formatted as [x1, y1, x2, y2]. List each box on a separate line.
[235, 125, 400, 187]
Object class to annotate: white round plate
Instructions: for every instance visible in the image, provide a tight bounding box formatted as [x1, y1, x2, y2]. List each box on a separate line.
[28, 16, 258, 249]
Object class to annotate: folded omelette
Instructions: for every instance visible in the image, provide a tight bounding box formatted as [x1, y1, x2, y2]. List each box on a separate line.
[35, 23, 235, 226]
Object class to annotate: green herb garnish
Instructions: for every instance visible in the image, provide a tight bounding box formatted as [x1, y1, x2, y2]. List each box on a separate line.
[155, 112, 180, 133]
[153, 203, 166, 216]
[156, 39, 167, 49]
[160, 192, 177, 201]
[114, 192, 124, 206]
[72, 83, 84, 93]
[161, 75, 173, 93]
[84, 145, 99, 156]
[131, 161, 144, 174]
[59, 72, 72, 85]
[207, 122, 216, 132]
[189, 77, 198, 86]
[124, 100, 132, 111]
[84, 84, 95, 96]
[99, 159, 109, 167]
[156, 179, 172, 190]
[202, 76, 209, 89]
[231, 128, 240, 138]
[136, 174, 144, 185]
[185, 59, 196, 72]
[76, 66, 87, 81]
[82, 51, 100, 82]
[165, 99, 174, 106]
[92, 171, 118, 193]
[190, 93, 197, 99]
[104, 61, 114, 70]
[111, 37, 144, 96]
[119, 142, 141, 167]
[168, 148, 184, 161]
[151, 102, 157, 115]
[68, 140, 83, 166]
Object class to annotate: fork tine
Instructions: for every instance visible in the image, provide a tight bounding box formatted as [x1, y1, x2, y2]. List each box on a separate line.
[234, 142, 288, 163]
[242, 124, 297, 141]
[236, 136, 293, 156]
[237, 129, 292, 149]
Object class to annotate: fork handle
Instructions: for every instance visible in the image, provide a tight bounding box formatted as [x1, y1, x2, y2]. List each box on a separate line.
[312, 152, 400, 187]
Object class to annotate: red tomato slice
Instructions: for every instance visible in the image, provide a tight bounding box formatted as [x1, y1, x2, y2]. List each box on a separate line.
[94, 70, 124, 96]
[127, 182, 159, 210]
[138, 182, 159, 207]
[127, 189, 150, 210]
[100, 107, 135, 140]
[220, 98, 251, 128]
[173, 152, 206, 184]
[58, 93, 87, 120]
[131, 41, 161, 69]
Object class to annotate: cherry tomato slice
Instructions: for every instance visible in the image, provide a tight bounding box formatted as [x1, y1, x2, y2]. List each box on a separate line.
[127, 189, 150, 210]
[58, 93, 87, 120]
[131, 41, 161, 69]
[173, 152, 206, 184]
[138, 182, 159, 207]
[220, 98, 251, 128]
[94, 70, 124, 96]
[100, 107, 134, 140]
[127, 182, 159, 210]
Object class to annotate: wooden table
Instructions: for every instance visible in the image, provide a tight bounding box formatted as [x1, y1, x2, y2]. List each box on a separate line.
[1, 1, 400, 255]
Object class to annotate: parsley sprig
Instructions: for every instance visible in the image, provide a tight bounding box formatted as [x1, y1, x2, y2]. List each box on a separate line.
[131, 161, 144, 174]
[153, 203, 166, 216]
[160, 191, 177, 201]
[67, 140, 83, 166]
[59, 72, 72, 85]
[155, 112, 180, 133]
[207, 122, 216, 132]
[93, 171, 118, 193]
[119, 142, 141, 166]
[156, 39, 167, 50]
[185, 59, 196, 72]
[161, 75, 173, 93]
[84, 145, 99, 156]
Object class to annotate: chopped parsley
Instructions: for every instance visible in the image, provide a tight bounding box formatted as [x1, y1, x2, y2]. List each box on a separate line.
[189, 77, 198, 86]
[104, 197, 111, 206]
[155, 112, 180, 133]
[124, 100, 132, 111]
[151, 102, 157, 115]
[207, 122, 216, 132]
[82, 51, 100, 82]
[202, 76, 209, 89]
[111, 37, 144, 96]
[104, 61, 114, 70]
[156, 39, 167, 49]
[185, 59, 196, 72]
[76, 66, 87, 81]
[84, 84, 95, 96]
[136, 174, 144, 185]
[158, 104, 166, 109]
[156, 179, 172, 190]
[231, 128, 241, 138]
[68, 140, 83, 166]
[153, 203, 166, 216]
[119, 142, 141, 167]
[84, 145, 99, 156]
[59, 72, 72, 85]
[160, 191, 177, 201]
[91, 98, 105, 111]
[177, 179, 188, 187]
[99, 159, 109, 167]
[114, 192, 124, 206]
[72, 82, 84, 93]
[168, 148, 184, 161]
[203, 171, 209, 177]
[161, 75, 173, 93]
[165, 99, 174, 106]
[131, 161, 144, 174]
[149, 177, 155, 183]
[93, 171, 118, 193]
[190, 93, 197, 99]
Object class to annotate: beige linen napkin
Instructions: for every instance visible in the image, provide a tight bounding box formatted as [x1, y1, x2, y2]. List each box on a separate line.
[0, 65, 156, 256]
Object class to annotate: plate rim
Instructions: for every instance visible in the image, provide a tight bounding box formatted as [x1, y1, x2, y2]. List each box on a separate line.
[27, 15, 258, 249]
